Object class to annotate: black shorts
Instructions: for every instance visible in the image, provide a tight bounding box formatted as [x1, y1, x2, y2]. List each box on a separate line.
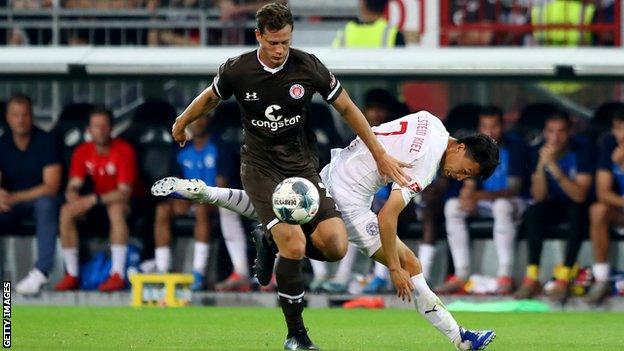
[240, 161, 341, 234]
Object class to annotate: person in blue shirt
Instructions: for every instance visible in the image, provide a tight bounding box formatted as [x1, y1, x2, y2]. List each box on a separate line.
[153, 116, 249, 291]
[437, 106, 526, 295]
[515, 109, 594, 302]
[586, 103, 624, 304]
[0, 93, 61, 295]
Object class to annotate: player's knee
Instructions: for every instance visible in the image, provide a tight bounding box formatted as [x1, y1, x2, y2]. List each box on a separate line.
[60, 204, 76, 223]
[274, 228, 306, 258]
[280, 242, 306, 259]
[444, 198, 462, 218]
[323, 237, 348, 262]
[590, 202, 609, 224]
[492, 198, 513, 219]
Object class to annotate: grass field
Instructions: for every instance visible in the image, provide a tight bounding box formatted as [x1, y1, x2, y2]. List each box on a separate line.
[12, 306, 624, 350]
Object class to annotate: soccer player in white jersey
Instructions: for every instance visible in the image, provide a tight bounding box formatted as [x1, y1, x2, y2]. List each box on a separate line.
[153, 111, 499, 350]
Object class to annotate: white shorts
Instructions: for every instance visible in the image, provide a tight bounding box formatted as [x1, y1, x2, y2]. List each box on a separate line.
[320, 165, 382, 257]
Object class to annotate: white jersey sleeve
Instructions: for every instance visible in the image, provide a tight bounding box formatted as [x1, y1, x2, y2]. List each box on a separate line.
[383, 112, 449, 205]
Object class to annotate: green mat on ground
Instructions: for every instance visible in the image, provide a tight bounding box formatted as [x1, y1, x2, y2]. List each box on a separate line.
[447, 299, 550, 312]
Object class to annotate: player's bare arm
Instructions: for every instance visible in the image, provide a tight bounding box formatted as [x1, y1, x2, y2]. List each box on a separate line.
[172, 85, 221, 146]
[99, 183, 132, 205]
[65, 177, 84, 202]
[331, 90, 412, 187]
[377, 189, 415, 302]
[474, 176, 522, 201]
[530, 149, 549, 202]
[8, 163, 61, 206]
[596, 170, 624, 207]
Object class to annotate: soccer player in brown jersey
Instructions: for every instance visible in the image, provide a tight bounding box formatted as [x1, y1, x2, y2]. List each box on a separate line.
[171, 3, 411, 350]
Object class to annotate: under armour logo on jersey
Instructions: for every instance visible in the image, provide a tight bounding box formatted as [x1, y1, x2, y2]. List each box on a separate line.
[424, 305, 438, 314]
[265, 105, 283, 121]
[244, 92, 259, 101]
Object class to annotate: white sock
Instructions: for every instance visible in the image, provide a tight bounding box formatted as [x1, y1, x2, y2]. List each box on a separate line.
[444, 199, 470, 280]
[412, 273, 461, 343]
[199, 186, 257, 220]
[193, 241, 210, 274]
[374, 261, 389, 280]
[333, 244, 359, 284]
[309, 259, 328, 280]
[492, 199, 516, 277]
[155, 246, 171, 273]
[110, 244, 127, 278]
[219, 208, 249, 277]
[593, 262, 610, 282]
[418, 244, 436, 280]
[62, 247, 79, 277]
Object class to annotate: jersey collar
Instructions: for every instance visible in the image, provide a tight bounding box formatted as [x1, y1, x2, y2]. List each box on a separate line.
[256, 49, 289, 74]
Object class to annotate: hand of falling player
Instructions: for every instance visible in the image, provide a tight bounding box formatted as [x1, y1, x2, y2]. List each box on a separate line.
[172, 116, 192, 147]
[390, 267, 415, 303]
[375, 152, 412, 187]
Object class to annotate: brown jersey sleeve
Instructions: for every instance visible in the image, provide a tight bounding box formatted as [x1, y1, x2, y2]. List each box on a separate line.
[212, 59, 236, 100]
[310, 54, 343, 104]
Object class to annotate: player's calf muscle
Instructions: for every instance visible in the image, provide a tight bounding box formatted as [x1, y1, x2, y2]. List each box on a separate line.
[401, 250, 422, 276]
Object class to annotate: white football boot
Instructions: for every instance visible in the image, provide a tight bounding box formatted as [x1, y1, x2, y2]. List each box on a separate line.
[151, 177, 209, 202]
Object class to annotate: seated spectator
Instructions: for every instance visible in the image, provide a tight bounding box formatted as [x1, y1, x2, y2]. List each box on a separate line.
[586, 103, 624, 304]
[0, 93, 61, 295]
[154, 116, 250, 291]
[332, 0, 405, 48]
[436, 106, 527, 295]
[514, 109, 593, 302]
[55, 108, 137, 292]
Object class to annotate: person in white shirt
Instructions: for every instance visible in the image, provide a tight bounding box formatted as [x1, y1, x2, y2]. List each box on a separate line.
[153, 111, 499, 350]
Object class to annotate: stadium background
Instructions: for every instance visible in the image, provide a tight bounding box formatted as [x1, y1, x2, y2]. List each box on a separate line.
[2, 1, 624, 350]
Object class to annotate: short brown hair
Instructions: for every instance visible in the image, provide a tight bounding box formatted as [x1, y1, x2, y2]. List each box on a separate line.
[89, 106, 114, 125]
[256, 2, 293, 34]
[7, 93, 33, 116]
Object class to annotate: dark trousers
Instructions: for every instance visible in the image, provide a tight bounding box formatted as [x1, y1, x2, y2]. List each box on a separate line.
[0, 196, 60, 275]
[523, 200, 588, 268]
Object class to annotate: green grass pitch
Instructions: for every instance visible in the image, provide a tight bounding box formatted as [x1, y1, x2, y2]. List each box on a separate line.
[12, 306, 624, 350]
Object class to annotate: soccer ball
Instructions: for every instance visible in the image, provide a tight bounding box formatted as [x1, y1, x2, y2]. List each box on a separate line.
[272, 177, 320, 225]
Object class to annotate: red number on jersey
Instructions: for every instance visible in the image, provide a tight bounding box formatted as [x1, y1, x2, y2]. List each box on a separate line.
[373, 121, 408, 136]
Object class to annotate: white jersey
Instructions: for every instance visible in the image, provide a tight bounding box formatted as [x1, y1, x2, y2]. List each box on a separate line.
[322, 111, 449, 218]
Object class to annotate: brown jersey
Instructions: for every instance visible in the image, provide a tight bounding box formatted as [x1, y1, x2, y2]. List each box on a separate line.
[212, 48, 343, 176]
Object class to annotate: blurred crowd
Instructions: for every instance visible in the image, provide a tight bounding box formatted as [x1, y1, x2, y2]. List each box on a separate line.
[2, 88, 624, 306]
[2, 0, 620, 46]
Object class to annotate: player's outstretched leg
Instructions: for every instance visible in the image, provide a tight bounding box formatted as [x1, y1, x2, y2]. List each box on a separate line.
[373, 241, 495, 350]
[151, 177, 257, 219]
